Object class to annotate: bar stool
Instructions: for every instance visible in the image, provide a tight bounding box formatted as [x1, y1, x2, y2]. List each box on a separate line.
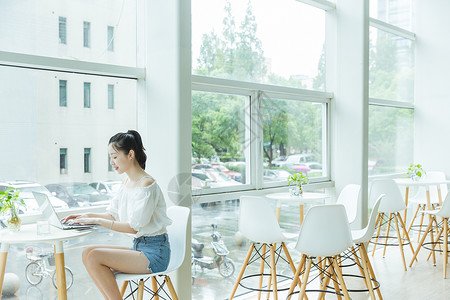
[369, 179, 416, 271]
[287, 204, 353, 300]
[229, 196, 297, 300]
[409, 192, 450, 278]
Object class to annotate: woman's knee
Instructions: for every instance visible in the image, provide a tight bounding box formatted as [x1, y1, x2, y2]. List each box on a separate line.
[82, 245, 100, 265]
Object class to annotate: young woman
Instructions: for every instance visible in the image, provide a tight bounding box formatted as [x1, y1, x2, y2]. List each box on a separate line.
[62, 130, 172, 300]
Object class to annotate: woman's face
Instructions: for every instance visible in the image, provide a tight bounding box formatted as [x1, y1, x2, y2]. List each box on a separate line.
[108, 144, 132, 174]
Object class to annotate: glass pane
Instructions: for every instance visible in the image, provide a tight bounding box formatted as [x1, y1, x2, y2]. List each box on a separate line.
[262, 96, 326, 184]
[192, 91, 249, 190]
[192, 0, 326, 90]
[0, 1, 137, 66]
[370, 0, 415, 31]
[368, 105, 414, 175]
[0, 65, 137, 213]
[369, 27, 415, 102]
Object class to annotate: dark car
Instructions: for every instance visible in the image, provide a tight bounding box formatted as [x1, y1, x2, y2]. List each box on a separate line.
[45, 182, 110, 208]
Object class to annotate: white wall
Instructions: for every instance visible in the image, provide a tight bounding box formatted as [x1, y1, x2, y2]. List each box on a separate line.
[414, 0, 450, 177]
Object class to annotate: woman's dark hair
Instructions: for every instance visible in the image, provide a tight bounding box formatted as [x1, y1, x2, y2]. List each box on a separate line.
[109, 130, 147, 169]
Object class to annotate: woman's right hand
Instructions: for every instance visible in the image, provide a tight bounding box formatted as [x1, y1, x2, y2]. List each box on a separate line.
[61, 213, 90, 224]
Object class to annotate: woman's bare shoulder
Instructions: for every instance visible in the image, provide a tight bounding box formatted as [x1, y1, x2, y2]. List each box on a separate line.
[139, 176, 155, 188]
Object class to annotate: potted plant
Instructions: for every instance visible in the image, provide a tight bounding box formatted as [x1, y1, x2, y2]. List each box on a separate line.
[0, 187, 25, 231]
[406, 163, 426, 181]
[287, 172, 309, 196]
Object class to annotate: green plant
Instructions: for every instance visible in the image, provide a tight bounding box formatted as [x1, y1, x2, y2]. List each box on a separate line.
[0, 187, 24, 213]
[406, 163, 426, 178]
[287, 172, 309, 187]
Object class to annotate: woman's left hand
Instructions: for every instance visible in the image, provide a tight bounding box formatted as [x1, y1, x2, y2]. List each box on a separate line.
[71, 217, 101, 225]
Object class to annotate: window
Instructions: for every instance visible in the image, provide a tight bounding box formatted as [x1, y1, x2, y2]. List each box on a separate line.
[59, 17, 67, 44]
[370, 0, 415, 31]
[107, 26, 114, 51]
[108, 84, 114, 109]
[83, 21, 91, 48]
[192, 0, 326, 90]
[84, 82, 91, 108]
[60, 148, 67, 174]
[84, 148, 91, 173]
[262, 96, 327, 183]
[59, 80, 67, 107]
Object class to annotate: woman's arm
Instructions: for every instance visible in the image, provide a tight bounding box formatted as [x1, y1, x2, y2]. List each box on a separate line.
[73, 216, 137, 234]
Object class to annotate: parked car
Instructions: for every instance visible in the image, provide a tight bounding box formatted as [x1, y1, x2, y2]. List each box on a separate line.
[89, 180, 122, 197]
[211, 164, 242, 182]
[273, 154, 315, 168]
[0, 181, 69, 213]
[263, 169, 292, 182]
[192, 170, 242, 189]
[46, 182, 110, 208]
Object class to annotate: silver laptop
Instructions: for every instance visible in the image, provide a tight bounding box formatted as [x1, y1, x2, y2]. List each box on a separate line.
[33, 192, 93, 230]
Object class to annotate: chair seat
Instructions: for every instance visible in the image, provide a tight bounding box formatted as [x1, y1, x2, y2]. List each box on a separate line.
[351, 228, 366, 244]
[115, 267, 175, 282]
[409, 197, 440, 205]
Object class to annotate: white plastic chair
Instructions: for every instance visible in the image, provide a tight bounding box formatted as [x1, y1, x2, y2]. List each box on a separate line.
[350, 195, 384, 300]
[410, 192, 450, 278]
[229, 196, 296, 300]
[369, 179, 415, 271]
[287, 204, 353, 300]
[337, 184, 361, 227]
[407, 171, 448, 240]
[115, 206, 190, 300]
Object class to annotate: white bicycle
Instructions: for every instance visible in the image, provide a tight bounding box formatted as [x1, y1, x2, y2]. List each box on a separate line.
[25, 247, 74, 290]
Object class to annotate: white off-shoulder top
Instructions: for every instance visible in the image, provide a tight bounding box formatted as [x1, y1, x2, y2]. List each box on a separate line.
[106, 180, 172, 238]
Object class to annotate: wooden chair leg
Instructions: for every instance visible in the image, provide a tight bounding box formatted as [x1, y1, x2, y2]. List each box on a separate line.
[298, 258, 312, 300]
[394, 214, 407, 271]
[270, 244, 278, 300]
[407, 204, 421, 235]
[165, 276, 179, 300]
[351, 246, 367, 283]
[444, 218, 448, 279]
[152, 277, 159, 300]
[257, 243, 266, 300]
[120, 281, 129, 297]
[383, 213, 393, 257]
[282, 242, 303, 291]
[361, 243, 383, 300]
[332, 258, 351, 300]
[409, 218, 434, 267]
[397, 213, 418, 261]
[372, 213, 384, 256]
[428, 214, 437, 265]
[287, 254, 306, 300]
[417, 206, 426, 242]
[426, 217, 443, 262]
[137, 279, 145, 300]
[229, 243, 255, 299]
[329, 257, 343, 300]
[358, 245, 376, 300]
[318, 260, 332, 300]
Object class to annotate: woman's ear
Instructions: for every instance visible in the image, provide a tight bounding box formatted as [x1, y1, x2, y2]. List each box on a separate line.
[128, 150, 135, 160]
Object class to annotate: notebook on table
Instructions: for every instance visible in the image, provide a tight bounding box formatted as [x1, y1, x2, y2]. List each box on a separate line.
[33, 192, 93, 230]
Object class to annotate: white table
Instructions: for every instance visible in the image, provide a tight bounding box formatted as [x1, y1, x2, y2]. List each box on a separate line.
[265, 192, 330, 225]
[0, 224, 92, 300]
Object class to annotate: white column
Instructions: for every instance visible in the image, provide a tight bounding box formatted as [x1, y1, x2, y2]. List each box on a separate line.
[142, 0, 192, 299]
[328, 0, 369, 228]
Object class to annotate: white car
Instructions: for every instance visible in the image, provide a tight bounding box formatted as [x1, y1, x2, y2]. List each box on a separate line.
[0, 181, 69, 213]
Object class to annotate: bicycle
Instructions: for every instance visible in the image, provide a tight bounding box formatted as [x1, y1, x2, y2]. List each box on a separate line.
[25, 246, 74, 290]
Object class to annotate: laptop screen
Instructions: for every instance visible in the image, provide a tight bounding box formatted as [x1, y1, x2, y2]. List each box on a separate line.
[33, 192, 64, 229]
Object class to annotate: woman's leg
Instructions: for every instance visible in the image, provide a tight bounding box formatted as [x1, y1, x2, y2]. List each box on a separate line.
[82, 245, 130, 299]
[84, 248, 152, 300]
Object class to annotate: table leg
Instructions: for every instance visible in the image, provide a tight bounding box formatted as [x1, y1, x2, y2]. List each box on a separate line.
[403, 187, 409, 224]
[276, 207, 281, 222]
[54, 241, 67, 300]
[426, 188, 431, 210]
[438, 188, 443, 206]
[0, 243, 9, 300]
[299, 204, 304, 226]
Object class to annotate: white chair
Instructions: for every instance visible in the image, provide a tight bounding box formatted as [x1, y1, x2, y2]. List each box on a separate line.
[349, 194, 384, 300]
[287, 204, 353, 300]
[407, 171, 448, 241]
[229, 196, 296, 300]
[410, 192, 450, 278]
[115, 206, 190, 300]
[337, 183, 361, 227]
[369, 179, 415, 271]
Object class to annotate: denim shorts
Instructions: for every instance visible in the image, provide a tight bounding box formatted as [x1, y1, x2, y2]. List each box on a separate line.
[131, 234, 171, 273]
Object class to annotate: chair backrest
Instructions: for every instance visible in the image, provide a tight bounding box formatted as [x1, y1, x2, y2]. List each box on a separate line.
[426, 171, 448, 203]
[354, 194, 384, 243]
[369, 179, 406, 213]
[336, 184, 361, 224]
[239, 196, 285, 243]
[295, 204, 353, 257]
[165, 206, 190, 272]
[437, 192, 450, 218]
